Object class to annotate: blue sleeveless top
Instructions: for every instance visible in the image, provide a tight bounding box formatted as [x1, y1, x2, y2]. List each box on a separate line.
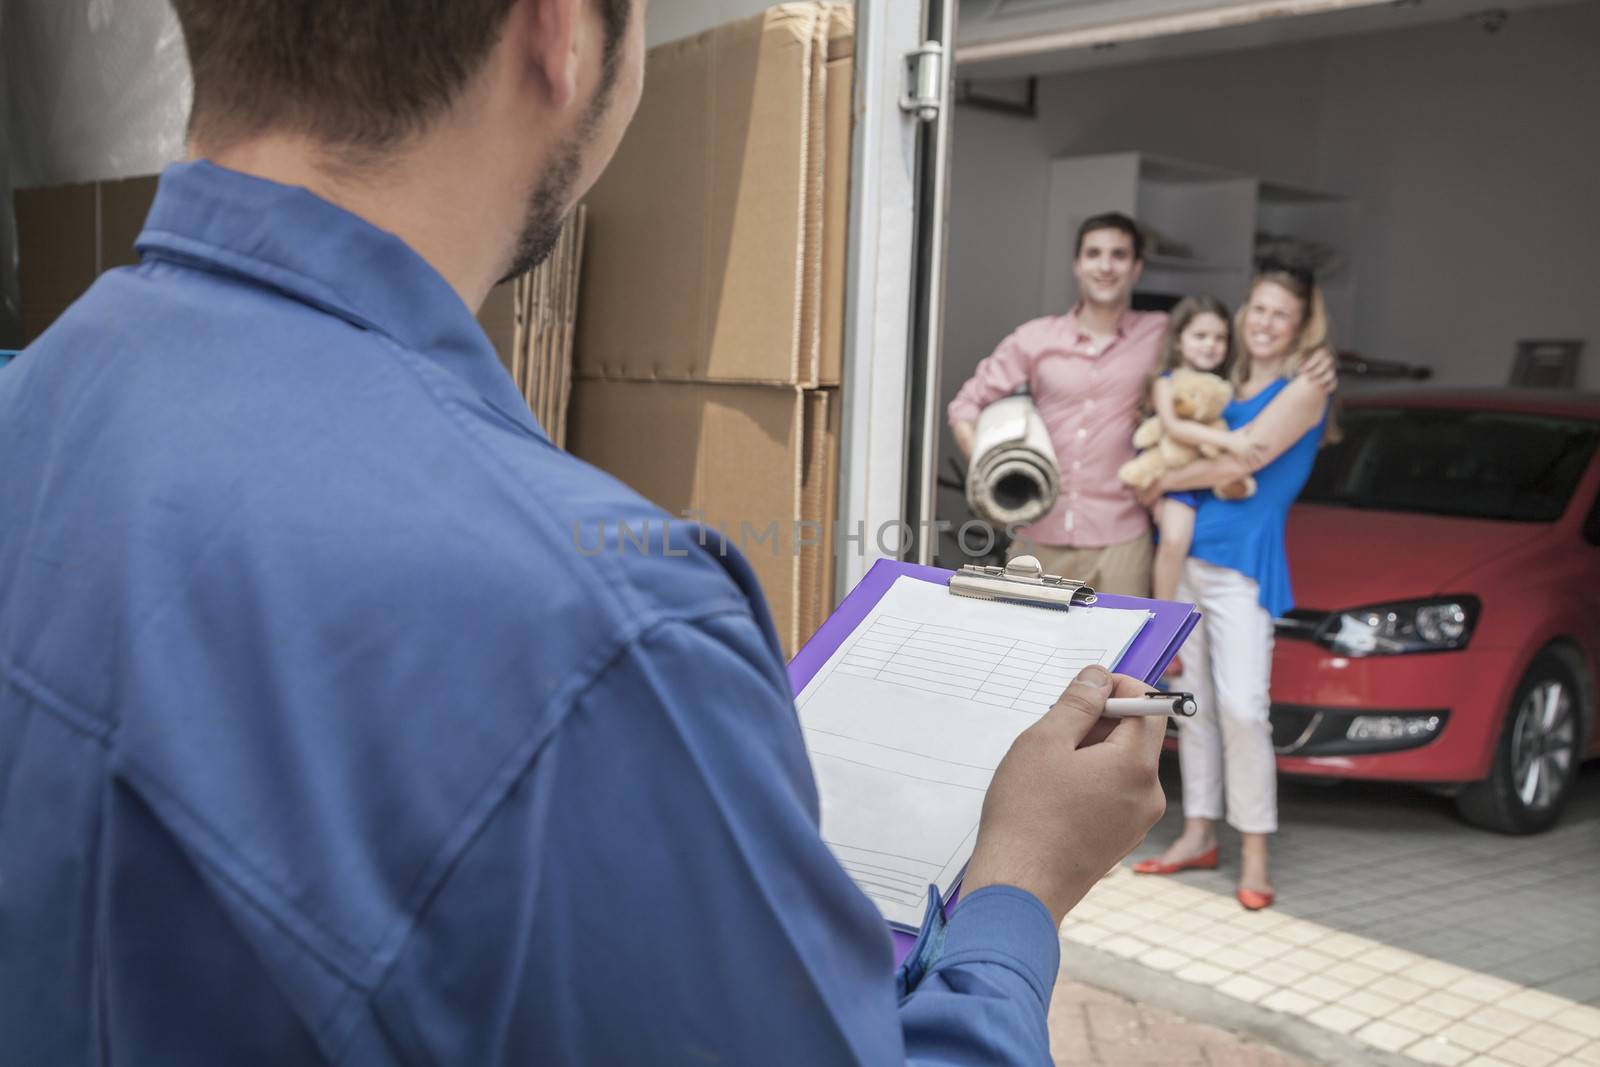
[1189, 378, 1327, 617]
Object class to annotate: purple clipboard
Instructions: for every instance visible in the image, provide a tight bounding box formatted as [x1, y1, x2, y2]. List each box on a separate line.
[786, 558, 1199, 964]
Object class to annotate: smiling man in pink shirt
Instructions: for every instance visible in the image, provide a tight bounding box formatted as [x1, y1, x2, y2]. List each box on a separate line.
[950, 212, 1165, 596]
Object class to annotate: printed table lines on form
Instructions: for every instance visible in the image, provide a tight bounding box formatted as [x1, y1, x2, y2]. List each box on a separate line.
[842, 866, 927, 907]
[830, 844, 942, 907]
[837, 616, 1108, 713]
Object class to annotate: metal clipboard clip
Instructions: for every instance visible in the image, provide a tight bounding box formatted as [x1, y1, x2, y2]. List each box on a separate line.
[948, 555, 1097, 611]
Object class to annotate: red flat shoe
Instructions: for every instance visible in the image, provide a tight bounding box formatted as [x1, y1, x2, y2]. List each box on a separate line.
[1132, 846, 1219, 875]
[1236, 888, 1275, 911]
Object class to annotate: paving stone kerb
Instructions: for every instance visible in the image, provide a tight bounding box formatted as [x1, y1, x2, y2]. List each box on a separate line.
[1050, 977, 1312, 1067]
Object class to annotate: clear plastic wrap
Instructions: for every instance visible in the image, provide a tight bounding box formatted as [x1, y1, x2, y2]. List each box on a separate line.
[5, 0, 191, 188]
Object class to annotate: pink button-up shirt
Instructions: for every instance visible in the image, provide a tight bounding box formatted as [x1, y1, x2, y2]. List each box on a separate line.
[948, 308, 1168, 548]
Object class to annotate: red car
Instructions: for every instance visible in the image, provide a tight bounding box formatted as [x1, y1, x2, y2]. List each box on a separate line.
[1269, 389, 1600, 833]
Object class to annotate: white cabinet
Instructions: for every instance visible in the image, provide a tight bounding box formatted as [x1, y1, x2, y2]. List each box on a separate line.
[1043, 152, 1356, 337]
[1254, 179, 1356, 340]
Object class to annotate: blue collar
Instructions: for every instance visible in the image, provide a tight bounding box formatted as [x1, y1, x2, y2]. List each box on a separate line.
[136, 160, 538, 433]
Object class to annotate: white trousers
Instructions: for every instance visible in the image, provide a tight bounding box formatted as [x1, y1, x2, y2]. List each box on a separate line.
[1174, 557, 1278, 834]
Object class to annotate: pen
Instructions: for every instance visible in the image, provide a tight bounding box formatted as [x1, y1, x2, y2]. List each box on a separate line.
[1102, 692, 1198, 718]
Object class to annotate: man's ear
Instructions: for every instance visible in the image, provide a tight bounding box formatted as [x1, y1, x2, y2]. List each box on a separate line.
[524, 0, 582, 110]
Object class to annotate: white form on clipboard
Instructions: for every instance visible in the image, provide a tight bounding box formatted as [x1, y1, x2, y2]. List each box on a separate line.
[793, 574, 1151, 929]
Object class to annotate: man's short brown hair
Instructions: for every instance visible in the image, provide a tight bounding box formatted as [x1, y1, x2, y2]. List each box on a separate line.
[1073, 211, 1144, 261]
[170, 0, 632, 153]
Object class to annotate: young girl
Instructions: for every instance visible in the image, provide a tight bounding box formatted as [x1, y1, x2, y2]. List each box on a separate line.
[1148, 297, 1262, 609]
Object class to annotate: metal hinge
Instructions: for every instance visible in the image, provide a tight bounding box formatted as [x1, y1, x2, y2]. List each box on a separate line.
[900, 41, 945, 123]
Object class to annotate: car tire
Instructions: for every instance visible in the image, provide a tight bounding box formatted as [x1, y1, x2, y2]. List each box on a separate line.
[1455, 650, 1586, 835]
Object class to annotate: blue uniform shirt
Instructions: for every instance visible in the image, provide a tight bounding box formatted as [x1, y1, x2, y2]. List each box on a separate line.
[0, 161, 1060, 1065]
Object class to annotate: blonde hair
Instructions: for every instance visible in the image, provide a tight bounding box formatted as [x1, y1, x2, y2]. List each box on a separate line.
[1235, 270, 1342, 444]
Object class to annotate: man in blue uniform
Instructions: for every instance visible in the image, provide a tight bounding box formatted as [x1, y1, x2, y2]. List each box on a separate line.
[0, 1, 1167, 1063]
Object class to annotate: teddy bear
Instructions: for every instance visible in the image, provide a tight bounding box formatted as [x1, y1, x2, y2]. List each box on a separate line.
[1117, 367, 1256, 501]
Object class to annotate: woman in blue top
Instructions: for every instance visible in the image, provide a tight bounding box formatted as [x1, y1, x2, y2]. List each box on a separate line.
[1132, 265, 1338, 911]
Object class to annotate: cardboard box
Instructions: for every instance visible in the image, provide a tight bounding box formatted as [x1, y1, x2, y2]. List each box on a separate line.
[14, 175, 157, 342]
[12, 4, 857, 653]
[15, 175, 544, 384]
[569, 4, 853, 654]
[796, 380, 840, 645]
[568, 379, 837, 655]
[574, 3, 852, 388]
[489, 210, 588, 447]
[479, 280, 519, 374]
[819, 13, 852, 391]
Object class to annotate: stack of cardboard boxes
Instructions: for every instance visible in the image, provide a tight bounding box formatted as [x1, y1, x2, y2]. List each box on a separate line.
[14, 176, 158, 343]
[18, 178, 553, 378]
[569, 3, 853, 656]
[479, 210, 587, 449]
[12, 3, 855, 657]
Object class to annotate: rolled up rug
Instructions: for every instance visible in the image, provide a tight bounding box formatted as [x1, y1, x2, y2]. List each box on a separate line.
[965, 391, 1060, 529]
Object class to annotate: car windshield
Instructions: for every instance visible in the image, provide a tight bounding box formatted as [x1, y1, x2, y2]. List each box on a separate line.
[1299, 407, 1599, 522]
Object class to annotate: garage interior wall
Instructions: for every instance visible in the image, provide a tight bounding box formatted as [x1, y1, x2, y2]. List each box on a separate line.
[941, 0, 1600, 465]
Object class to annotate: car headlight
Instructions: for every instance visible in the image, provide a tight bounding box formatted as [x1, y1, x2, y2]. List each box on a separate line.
[1320, 597, 1480, 657]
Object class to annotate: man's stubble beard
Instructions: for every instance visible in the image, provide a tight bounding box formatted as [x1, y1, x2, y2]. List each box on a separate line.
[499, 51, 622, 283]
[500, 138, 581, 282]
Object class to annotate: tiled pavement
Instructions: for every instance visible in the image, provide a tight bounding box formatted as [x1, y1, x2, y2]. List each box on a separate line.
[1136, 759, 1600, 1007]
[1051, 760, 1600, 1066]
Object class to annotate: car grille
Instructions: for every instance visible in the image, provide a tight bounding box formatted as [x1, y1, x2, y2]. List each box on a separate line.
[1271, 705, 1322, 753]
[1270, 704, 1451, 756]
[1173, 706, 1451, 756]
